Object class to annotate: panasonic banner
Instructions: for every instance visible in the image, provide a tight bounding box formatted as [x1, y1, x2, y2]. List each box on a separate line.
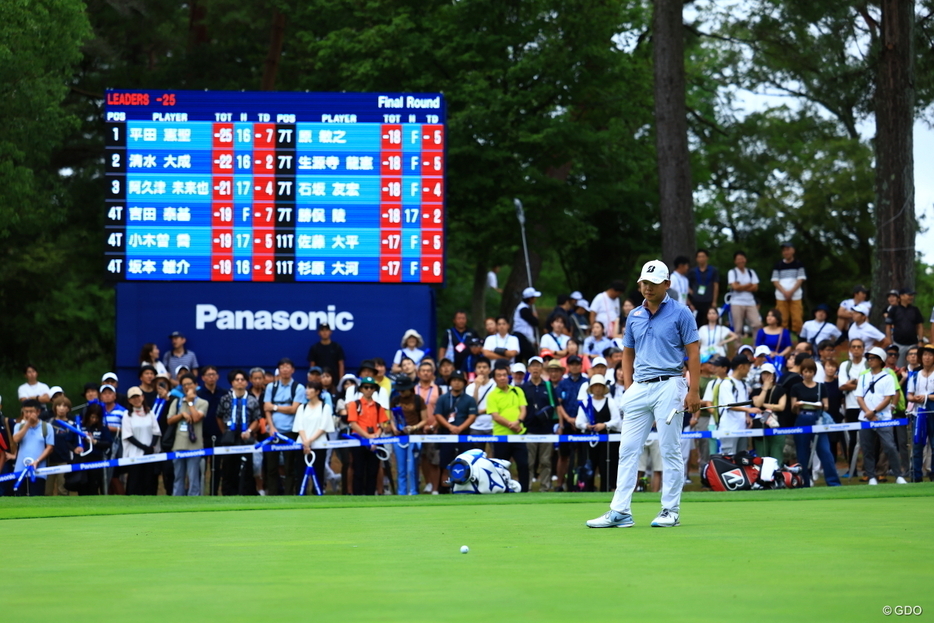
[115, 282, 435, 385]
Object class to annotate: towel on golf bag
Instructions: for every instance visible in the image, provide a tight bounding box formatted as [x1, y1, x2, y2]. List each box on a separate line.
[701, 452, 803, 491]
[447, 449, 521, 494]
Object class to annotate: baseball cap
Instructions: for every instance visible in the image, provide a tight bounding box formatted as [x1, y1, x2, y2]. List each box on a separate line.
[587, 374, 608, 391]
[127, 386, 143, 398]
[308, 366, 323, 374]
[49, 386, 63, 397]
[852, 303, 870, 315]
[101, 372, 118, 382]
[527, 356, 544, 367]
[885, 345, 899, 354]
[591, 356, 608, 368]
[277, 357, 294, 368]
[99, 384, 116, 393]
[449, 370, 467, 383]
[83, 382, 98, 392]
[174, 364, 190, 376]
[852, 284, 868, 294]
[468, 337, 483, 347]
[510, 363, 527, 374]
[760, 363, 777, 375]
[638, 259, 670, 284]
[546, 359, 566, 370]
[169, 331, 185, 339]
[814, 304, 829, 313]
[522, 286, 542, 299]
[731, 354, 751, 369]
[866, 347, 887, 361]
[780, 241, 794, 248]
[540, 348, 555, 359]
[737, 345, 753, 355]
[569, 291, 583, 300]
[887, 289, 899, 297]
[712, 356, 731, 369]
[566, 355, 583, 365]
[700, 352, 714, 364]
[576, 299, 590, 312]
[754, 345, 771, 358]
[899, 287, 916, 295]
[359, 376, 380, 389]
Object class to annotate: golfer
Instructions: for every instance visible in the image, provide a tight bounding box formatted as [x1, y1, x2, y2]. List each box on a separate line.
[587, 260, 700, 528]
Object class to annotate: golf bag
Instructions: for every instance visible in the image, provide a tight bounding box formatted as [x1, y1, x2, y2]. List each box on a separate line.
[702, 452, 803, 491]
[447, 449, 521, 494]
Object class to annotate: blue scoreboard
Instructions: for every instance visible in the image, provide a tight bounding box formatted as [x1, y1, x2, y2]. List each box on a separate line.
[104, 90, 446, 283]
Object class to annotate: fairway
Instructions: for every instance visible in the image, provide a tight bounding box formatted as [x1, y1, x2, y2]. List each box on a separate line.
[5, 486, 933, 623]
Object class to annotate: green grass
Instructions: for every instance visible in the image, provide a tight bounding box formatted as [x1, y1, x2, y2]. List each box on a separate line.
[5, 486, 933, 622]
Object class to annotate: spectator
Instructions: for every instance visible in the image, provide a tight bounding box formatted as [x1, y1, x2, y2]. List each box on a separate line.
[466, 358, 496, 437]
[17, 365, 51, 405]
[487, 366, 529, 492]
[540, 315, 571, 357]
[793, 341, 825, 382]
[688, 249, 719, 328]
[122, 386, 160, 496]
[101, 371, 129, 408]
[414, 360, 442, 494]
[138, 365, 157, 409]
[583, 321, 613, 359]
[443, 310, 477, 371]
[590, 280, 624, 338]
[617, 299, 636, 340]
[11, 400, 54, 496]
[75, 403, 112, 495]
[487, 265, 502, 294]
[320, 367, 337, 401]
[886, 287, 924, 367]
[848, 303, 888, 350]
[544, 294, 574, 334]
[152, 375, 174, 494]
[435, 370, 478, 486]
[305, 368, 333, 408]
[520, 357, 555, 492]
[698, 307, 739, 361]
[560, 341, 592, 374]
[248, 367, 268, 494]
[907, 344, 934, 482]
[575, 374, 621, 492]
[727, 250, 761, 337]
[198, 364, 224, 438]
[100, 383, 127, 495]
[463, 337, 485, 378]
[669, 255, 691, 307]
[216, 369, 262, 496]
[789, 358, 841, 487]
[511, 363, 527, 386]
[168, 373, 208, 496]
[347, 376, 388, 495]
[755, 309, 793, 372]
[836, 284, 871, 335]
[855, 347, 907, 485]
[163, 331, 199, 383]
[799, 304, 842, 350]
[770, 242, 806, 334]
[436, 359, 454, 390]
[751, 363, 786, 463]
[837, 338, 868, 470]
[139, 343, 169, 376]
[883, 289, 900, 322]
[483, 317, 497, 338]
[569, 299, 590, 341]
[555, 356, 587, 491]
[373, 358, 393, 401]
[748, 345, 771, 391]
[306, 324, 346, 380]
[721, 355, 759, 455]
[482, 317, 520, 363]
[513, 286, 542, 346]
[293, 379, 335, 495]
[263, 358, 306, 495]
[392, 330, 426, 373]
[576, 356, 611, 402]
[389, 376, 427, 495]
[46, 397, 80, 496]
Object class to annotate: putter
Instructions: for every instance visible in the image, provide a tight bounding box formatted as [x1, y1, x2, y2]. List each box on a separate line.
[665, 401, 754, 425]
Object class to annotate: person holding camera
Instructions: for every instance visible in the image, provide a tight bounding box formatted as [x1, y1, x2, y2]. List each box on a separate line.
[167, 373, 208, 496]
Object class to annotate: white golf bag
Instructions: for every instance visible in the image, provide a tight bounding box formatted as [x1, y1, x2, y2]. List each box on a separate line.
[447, 449, 521, 494]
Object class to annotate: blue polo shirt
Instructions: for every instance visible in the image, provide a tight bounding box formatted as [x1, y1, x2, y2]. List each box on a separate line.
[264, 378, 307, 431]
[14, 422, 55, 471]
[624, 294, 699, 382]
[556, 374, 587, 421]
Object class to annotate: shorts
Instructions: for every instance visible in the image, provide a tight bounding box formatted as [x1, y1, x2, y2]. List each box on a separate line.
[421, 442, 440, 466]
[638, 439, 662, 472]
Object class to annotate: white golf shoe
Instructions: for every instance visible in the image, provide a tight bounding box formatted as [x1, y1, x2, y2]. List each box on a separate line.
[868, 478, 878, 485]
[650, 509, 680, 527]
[586, 511, 635, 528]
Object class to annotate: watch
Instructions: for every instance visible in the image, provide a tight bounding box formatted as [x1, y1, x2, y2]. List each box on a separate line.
[273, 405, 278, 412]
[187, 401, 194, 407]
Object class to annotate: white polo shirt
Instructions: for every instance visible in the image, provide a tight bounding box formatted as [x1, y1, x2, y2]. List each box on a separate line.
[856, 370, 896, 420]
[848, 320, 885, 350]
[483, 334, 520, 363]
[800, 320, 842, 347]
[727, 267, 758, 306]
[838, 358, 868, 410]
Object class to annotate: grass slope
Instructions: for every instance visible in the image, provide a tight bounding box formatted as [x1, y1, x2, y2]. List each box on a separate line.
[5, 486, 933, 623]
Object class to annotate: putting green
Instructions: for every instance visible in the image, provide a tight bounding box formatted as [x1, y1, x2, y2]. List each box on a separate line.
[5, 486, 932, 622]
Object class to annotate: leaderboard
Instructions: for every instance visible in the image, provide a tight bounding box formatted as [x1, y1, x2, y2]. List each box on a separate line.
[104, 90, 445, 283]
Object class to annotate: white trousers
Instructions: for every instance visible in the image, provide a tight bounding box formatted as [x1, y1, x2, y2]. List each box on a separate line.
[610, 377, 687, 514]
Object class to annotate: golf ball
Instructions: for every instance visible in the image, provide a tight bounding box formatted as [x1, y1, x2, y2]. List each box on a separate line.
[460, 545, 469, 554]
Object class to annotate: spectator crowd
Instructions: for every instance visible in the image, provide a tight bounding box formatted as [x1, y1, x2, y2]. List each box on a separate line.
[2, 242, 933, 497]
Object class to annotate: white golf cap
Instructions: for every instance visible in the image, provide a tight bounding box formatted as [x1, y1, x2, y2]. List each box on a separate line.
[49, 386, 64, 396]
[760, 363, 777, 375]
[754, 345, 771, 358]
[738, 345, 753, 355]
[576, 299, 590, 311]
[511, 362, 527, 373]
[591, 356, 608, 368]
[852, 302, 870, 316]
[638, 259, 670, 284]
[522, 286, 542, 299]
[527, 356, 544, 367]
[866, 346, 887, 361]
[587, 374, 608, 390]
[101, 372, 118, 382]
[569, 291, 583, 300]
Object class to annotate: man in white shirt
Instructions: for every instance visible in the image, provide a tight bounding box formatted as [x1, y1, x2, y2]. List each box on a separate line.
[669, 256, 691, 308]
[540, 315, 571, 357]
[589, 280, 624, 337]
[17, 365, 51, 404]
[770, 242, 807, 334]
[486, 266, 502, 294]
[727, 251, 761, 337]
[837, 284, 870, 334]
[847, 303, 888, 350]
[799, 304, 842, 349]
[483, 317, 521, 364]
[711, 355, 760, 455]
[907, 344, 934, 481]
[855, 347, 907, 484]
[465, 358, 496, 436]
[513, 287, 541, 346]
[838, 338, 868, 464]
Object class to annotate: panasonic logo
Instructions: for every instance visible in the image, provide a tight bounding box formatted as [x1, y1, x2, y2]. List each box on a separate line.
[195, 304, 354, 331]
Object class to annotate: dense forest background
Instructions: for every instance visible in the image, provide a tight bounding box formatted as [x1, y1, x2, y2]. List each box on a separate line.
[2, 0, 934, 372]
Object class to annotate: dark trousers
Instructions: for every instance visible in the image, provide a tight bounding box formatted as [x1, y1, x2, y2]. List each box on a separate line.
[352, 446, 380, 495]
[493, 442, 529, 492]
[911, 412, 934, 481]
[845, 408, 861, 463]
[588, 441, 619, 492]
[263, 432, 301, 495]
[78, 469, 104, 496]
[126, 463, 155, 495]
[222, 451, 256, 496]
[15, 477, 46, 496]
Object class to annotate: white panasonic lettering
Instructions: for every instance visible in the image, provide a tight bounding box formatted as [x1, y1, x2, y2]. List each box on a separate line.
[196, 305, 355, 331]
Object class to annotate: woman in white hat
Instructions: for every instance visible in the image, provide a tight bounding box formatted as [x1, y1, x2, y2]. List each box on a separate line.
[750, 363, 786, 463]
[391, 329, 426, 373]
[575, 374, 621, 492]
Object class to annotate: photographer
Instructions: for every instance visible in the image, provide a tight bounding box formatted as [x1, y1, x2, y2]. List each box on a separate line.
[167, 373, 209, 496]
[347, 377, 388, 496]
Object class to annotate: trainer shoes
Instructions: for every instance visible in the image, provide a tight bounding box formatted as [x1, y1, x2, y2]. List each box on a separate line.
[868, 478, 878, 485]
[895, 477, 907, 484]
[651, 509, 680, 527]
[586, 511, 635, 528]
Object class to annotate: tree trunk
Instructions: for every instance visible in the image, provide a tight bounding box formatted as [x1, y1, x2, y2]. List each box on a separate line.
[470, 261, 488, 335]
[653, 0, 696, 268]
[261, 9, 287, 91]
[870, 0, 915, 325]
